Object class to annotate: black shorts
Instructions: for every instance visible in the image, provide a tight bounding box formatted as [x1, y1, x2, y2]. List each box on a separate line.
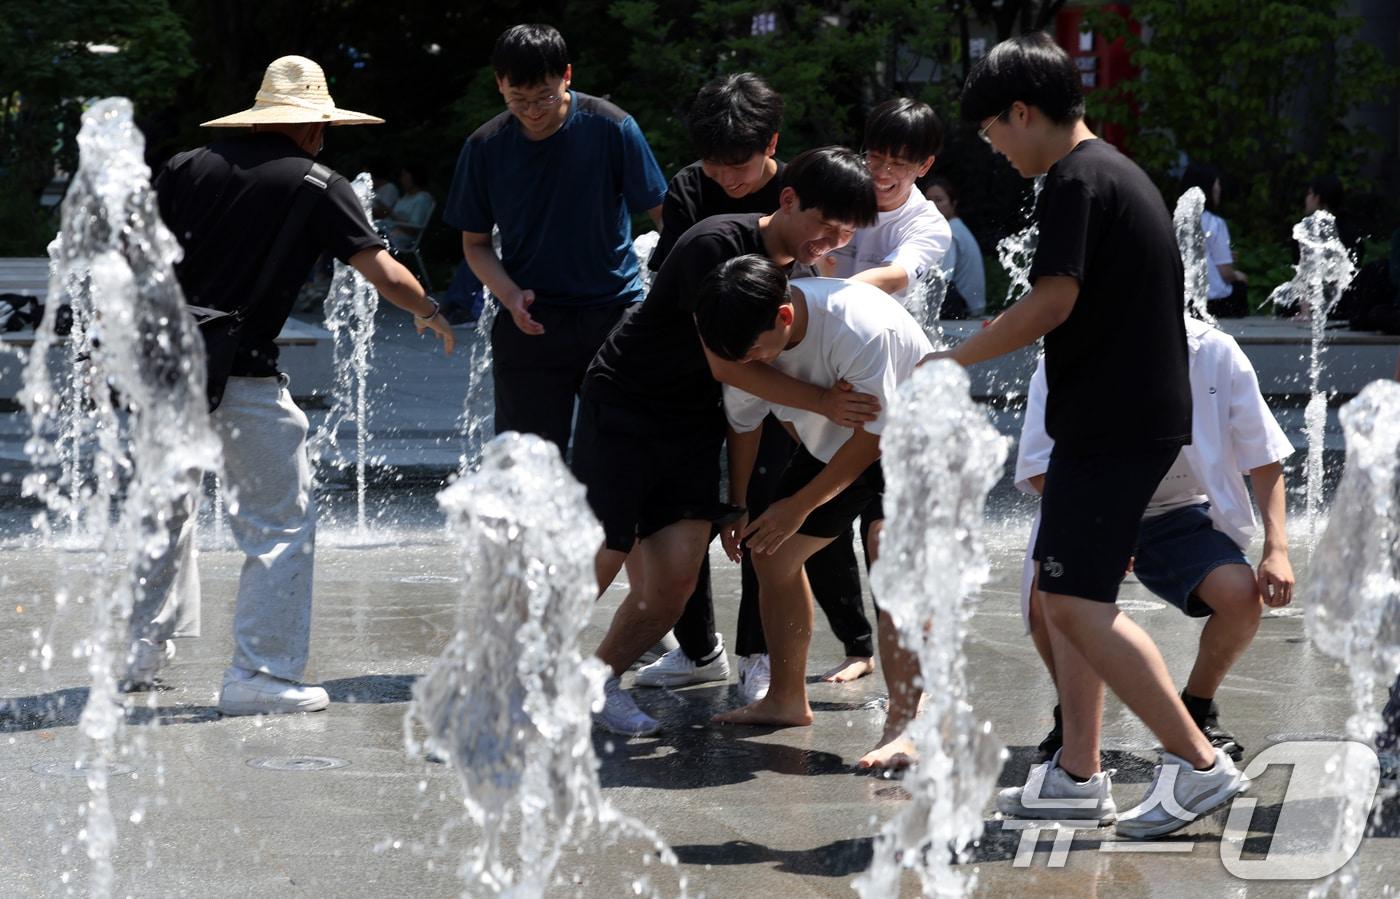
[775, 445, 884, 540]
[571, 393, 733, 553]
[1033, 445, 1181, 604]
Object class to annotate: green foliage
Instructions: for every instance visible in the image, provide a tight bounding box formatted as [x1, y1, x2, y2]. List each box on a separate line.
[0, 0, 195, 219]
[1085, 0, 1399, 241]
[1233, 231, 1296, 313]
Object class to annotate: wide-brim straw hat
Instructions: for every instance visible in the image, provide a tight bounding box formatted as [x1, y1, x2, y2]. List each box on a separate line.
[201, 55, 383, 127]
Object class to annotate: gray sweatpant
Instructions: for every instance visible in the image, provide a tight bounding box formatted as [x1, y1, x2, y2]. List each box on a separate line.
[130, 375, 317, 681]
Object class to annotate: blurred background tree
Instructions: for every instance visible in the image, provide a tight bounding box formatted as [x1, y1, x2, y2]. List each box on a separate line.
[1, 0, 1395, 311]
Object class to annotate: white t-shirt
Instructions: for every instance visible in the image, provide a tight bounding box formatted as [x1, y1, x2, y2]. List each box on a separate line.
[942, 216, 987, 315]
[724, 277, 934, 462]
[826, 189, 952, 299]
[1143, 449, 1209, 518]
[1202, 210, 1234, 300]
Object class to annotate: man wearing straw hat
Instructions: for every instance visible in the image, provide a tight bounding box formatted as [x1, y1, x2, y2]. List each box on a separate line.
[125, 56, 455, 716]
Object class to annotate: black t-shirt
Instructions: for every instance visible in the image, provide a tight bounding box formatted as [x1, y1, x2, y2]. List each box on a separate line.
[649, 160, 784, 271]
[586, 213, 767, 420]
[154, 132, 385, 376]
[1029, 139, 1191, 451]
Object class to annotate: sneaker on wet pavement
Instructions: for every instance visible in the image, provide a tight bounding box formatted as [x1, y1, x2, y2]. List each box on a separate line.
[635, 635, 731, 688]
[121, 639, 176, 691]
[636, 631, 681, 667]
[593, 676, 660, 737]
[1115, 747, 1247, 839]
[218, 668, 330, 716]
[736, 654, 771, 705]
[996, 749, 1118, 824]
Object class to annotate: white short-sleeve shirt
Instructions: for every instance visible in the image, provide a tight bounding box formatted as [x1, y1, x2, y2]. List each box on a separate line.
[826, 189, 952, 299]
[1202, 209, 1234, 300]
[724, 277, 934, 462]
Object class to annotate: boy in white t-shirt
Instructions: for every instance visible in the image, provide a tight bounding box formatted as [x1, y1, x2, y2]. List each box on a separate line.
[693, 255, 934, 769]
[823, 98, 952, 300]
[787, 97, 953, 690]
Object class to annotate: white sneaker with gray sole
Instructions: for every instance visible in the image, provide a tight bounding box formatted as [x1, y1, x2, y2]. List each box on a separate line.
[218, 668, 330, 716]
[592, 676, 660, 737]
[1115, 747, 1247, 839]
[996, 749, 1118, 824]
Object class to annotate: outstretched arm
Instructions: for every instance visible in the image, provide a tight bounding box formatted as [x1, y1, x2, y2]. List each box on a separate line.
[742, 429, 881, 556]
[348, 248, 455, 354]
[703, 342, 880, 428]
[924, 275, 1078, 368]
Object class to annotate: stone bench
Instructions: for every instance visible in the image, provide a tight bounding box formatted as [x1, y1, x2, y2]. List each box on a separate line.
[943, 318, 1400, 400]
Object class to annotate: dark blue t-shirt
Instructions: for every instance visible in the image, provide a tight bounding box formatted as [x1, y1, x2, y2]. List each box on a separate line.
[444, 90, 668, 307]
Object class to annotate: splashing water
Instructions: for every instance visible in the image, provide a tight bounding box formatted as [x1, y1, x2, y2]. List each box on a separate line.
[309, 172, 380, 535]
[456, 299, 498, 475]
[994, 176, 1044, 309]
[1268, 211, 1357, 550]
[1173, 187, 1215, 325]
[20, 98, 220, 898]
[903, 266, 950, 349]
[407, 433, 681, 897]
[855, 361, 1008, 898]
[1305, 380, 1400, 898]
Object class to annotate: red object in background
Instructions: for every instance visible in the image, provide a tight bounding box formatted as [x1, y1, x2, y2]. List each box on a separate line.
[1055, 4, 1140, 151]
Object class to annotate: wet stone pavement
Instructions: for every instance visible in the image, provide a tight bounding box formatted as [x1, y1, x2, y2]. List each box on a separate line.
[1, 504, 1396, 899]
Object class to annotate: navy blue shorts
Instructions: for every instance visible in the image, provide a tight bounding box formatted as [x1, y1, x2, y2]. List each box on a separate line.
[1133, 503, 1249, 617]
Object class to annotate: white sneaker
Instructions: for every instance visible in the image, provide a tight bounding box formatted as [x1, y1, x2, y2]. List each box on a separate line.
[218, 668, 330, 716]
[737, 654, 771, 705]
[1116, 747, 1248, 839]
[996, 749, 1118, 824]
[121, 639, 176, 691]
[592, 676, 660, 737]
[635, 635, 731, 687]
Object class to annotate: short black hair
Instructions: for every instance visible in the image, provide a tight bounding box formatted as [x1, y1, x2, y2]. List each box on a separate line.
[688, 73, 784, 166]
[959, 32, 1085, 126]
[782, 147, 878, 228]
[694, 255, 790, 362]
[864, 98, 943, 162]
[1309, 173, 1344, 211]
[1181, 162, 1221, 213]
[492, 24, 569, 87]
[925, 175, 958, 206]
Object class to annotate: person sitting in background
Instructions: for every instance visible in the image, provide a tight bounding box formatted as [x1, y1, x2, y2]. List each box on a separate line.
[371, 167, 400, 218]
[378, 165, 434, 250]
[925, 175, 986, 318]
[1182, 163, 1248, 318]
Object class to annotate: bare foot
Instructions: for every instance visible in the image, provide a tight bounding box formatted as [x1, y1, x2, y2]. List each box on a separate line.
[713, 696, 813, 727]
[856, 731, 918, 771]
[820, 656, 875, 683]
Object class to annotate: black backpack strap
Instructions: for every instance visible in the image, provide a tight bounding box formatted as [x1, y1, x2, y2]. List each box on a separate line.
[229, 160, 335, 327]
[201, 160, 334, 411]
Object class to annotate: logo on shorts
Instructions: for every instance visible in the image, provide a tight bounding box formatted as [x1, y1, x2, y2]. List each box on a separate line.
[1043, 557, 1065, 578]
[1208, 386, 1218, 394]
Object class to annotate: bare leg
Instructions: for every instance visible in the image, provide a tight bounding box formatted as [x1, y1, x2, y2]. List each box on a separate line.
[1044, 605, 1105, 777]
[713, 533, 832, 727]
[594, 547, 629, 597]
[594, 520, 710, 677]
[1026, 576, 1057, 684]
[856, 524, 920, 769]
[1042, 592, 1214, 768]
[1184, 564, 1261, 699]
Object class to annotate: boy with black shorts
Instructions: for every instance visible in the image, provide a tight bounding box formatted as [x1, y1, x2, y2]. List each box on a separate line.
[694, 259, 932, 770]
[931, 33, 1247, 838]
[575, 148, 880, 737]
[444, 24, 667, 453]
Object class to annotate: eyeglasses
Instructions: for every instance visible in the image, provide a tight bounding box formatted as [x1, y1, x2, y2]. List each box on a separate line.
[862, 151, 919, 177]
[978, 107, 1011, 144]
[506, 94, 564, 113]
